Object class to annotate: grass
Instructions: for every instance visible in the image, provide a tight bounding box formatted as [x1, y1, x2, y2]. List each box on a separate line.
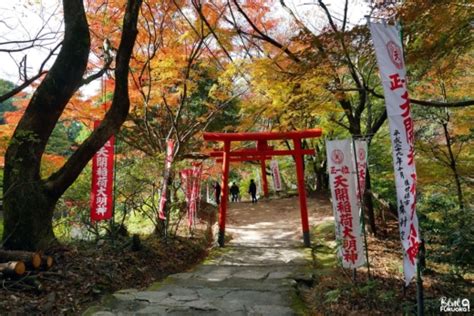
[0, 218, 3, 239]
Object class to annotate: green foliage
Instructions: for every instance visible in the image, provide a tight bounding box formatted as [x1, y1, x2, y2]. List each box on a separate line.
[418, 193, 474, 276]
[369, 130, 397, 203]
[0, 79, 16, 124]
[324, 289, 341, 304]
[0, 169, 3, 198]
[319, 275, 409, 312]
[45, 121, 83, 156]
[54, 166, 95, 241]
[0, 218, 3, 239]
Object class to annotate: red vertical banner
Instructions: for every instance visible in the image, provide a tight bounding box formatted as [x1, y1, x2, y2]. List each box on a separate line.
[180, 169, 193, 206]
[90, 121, 115, 221]
[270, 159, 282, 191]
[158, 139, 175, 220]
[189, 163, 202, 228]
[180, 167, 201, 228]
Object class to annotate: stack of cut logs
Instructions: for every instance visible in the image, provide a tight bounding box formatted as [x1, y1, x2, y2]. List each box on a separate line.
[0, 250, 54, 277]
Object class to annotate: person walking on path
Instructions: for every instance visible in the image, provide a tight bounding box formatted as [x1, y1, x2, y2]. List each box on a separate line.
[214, 181, 221, 205]
[230, 182, 240, 202]
[248, 179, 257, 203]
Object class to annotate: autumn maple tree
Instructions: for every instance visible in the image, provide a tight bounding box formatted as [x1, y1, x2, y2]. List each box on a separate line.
[2, 0, 142, 250]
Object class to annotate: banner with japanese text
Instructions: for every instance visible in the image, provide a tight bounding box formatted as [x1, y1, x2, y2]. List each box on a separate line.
[90, 121, 115, 221]
[180, 169, 193, 204]
[270, 159, 282, 191]
[354, 140, 368, 202]
[189, 163, 203, 227]
[326, 139, 366, 269]
[370, 22, 420, 285]
[180, 166, 202, 228]
[158, 139, 175, 220]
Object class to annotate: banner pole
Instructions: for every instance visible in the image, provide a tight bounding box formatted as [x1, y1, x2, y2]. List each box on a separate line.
[110, 135, 118, 245]
[352, 137, 371, 279]
[416, 252, 425, 315]
[164, 180, 168, 244]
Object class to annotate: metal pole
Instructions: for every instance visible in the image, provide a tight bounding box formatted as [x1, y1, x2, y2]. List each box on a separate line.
[164, 179, 169, 243]
[352, 137, 371, 278]
[416, 253, 425, 315]
[110, 135, 118, 245]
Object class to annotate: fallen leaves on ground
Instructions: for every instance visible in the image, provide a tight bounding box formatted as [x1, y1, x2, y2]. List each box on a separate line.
[0, 235, 208, 314]
[302, 221, 473, 315]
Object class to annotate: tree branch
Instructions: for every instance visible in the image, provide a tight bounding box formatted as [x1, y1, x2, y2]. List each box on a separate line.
[46, 0, 143, 197]
[231, 0, 301, 63]
[0, 41, 62, 103]
[367, 87, 474, 108]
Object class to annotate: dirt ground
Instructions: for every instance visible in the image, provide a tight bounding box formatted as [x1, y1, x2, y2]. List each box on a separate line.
[226, 194, 334, 244]
[225, 195, 473, 315]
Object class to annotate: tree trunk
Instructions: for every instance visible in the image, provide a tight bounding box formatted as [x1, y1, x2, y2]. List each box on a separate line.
[311, 144, 327, 193]
[2, 0, 90, 250]
[2, 182, 59, 250]
[2, 0, 142, 251]
[442, 122, 464, 210]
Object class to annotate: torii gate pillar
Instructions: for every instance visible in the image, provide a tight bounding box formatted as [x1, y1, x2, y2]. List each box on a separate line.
[260, 159, 269, 197]
[218, 141, 231, 246]
[257, 140, 269, 197]
[293, 138, 311, 246]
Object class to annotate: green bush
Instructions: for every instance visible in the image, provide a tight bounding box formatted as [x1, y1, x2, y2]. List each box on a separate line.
[418, 193, 473, 277]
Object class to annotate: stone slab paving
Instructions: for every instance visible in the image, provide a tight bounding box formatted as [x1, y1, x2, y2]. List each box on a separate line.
[85, 198, 317, 315]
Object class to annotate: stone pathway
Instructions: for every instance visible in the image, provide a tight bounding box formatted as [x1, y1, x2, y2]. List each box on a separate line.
[86, 197, 332, 315]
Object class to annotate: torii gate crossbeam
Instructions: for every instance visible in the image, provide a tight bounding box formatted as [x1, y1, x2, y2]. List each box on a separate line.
[203, 128, 322, 248]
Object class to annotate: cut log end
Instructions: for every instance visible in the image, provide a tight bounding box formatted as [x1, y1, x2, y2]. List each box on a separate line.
[41, 256, 54, 269]
[46, 256, 53, 269]
[15, 261, 26, 275]
[0, 261, 26, 276]
[32, 253, 41, 269]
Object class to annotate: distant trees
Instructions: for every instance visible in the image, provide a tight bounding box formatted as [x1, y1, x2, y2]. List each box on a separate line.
[0, 80, 17, 124]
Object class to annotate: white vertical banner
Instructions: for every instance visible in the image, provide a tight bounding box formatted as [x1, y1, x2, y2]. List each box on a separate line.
[270, 159, 282, 191]
[370, 22, 420, 285]
[354, 140, 368, 202]
[326, 139, 366, 269]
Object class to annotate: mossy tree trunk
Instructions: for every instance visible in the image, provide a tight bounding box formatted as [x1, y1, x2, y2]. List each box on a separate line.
[2, 0, 142, 251]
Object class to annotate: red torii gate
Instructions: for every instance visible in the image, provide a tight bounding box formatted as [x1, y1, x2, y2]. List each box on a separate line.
[203, 128, 322, 247]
